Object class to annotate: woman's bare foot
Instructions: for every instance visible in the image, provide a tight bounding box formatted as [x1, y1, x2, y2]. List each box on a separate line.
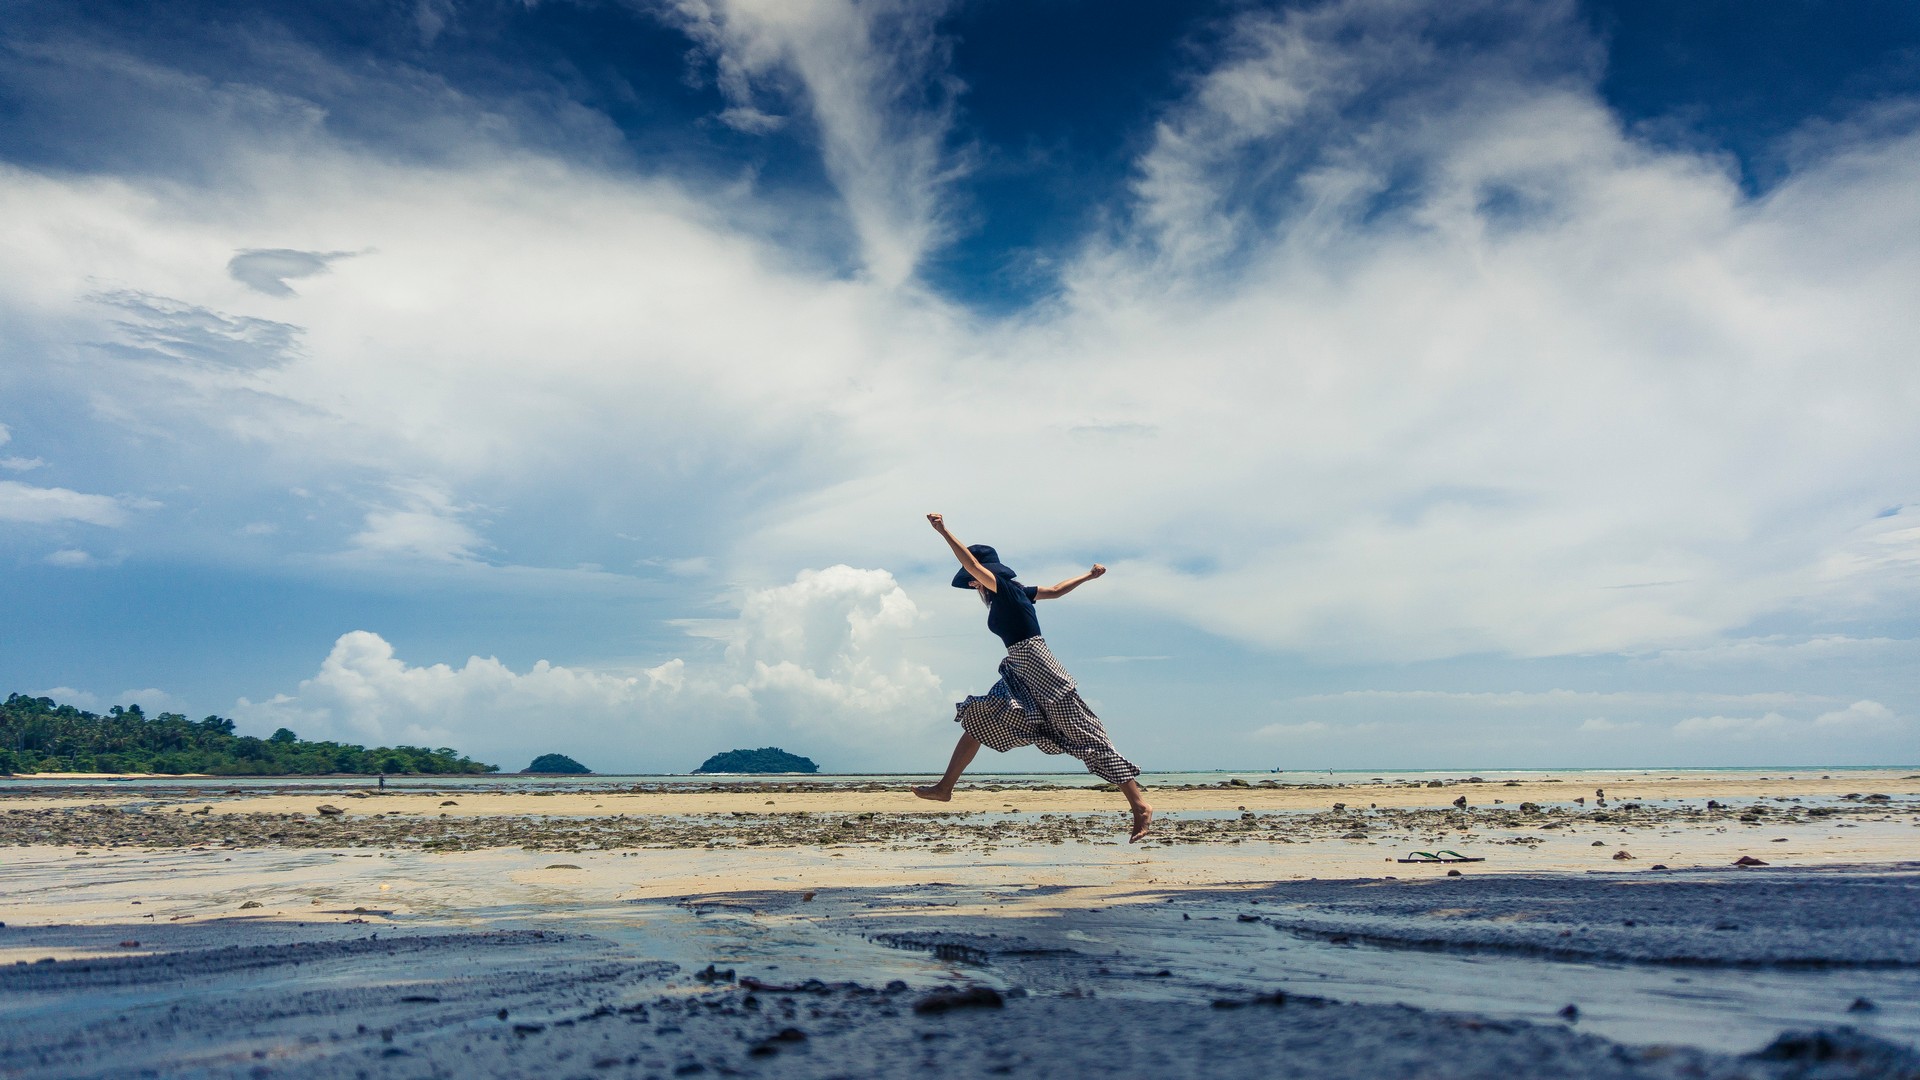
[912, 786, 952, 802]
[1128, 803, 1154, 842]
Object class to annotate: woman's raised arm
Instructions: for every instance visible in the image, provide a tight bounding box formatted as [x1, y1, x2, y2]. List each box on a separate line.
[927, 513, 997, 592]
[1036, 563, 1106, 600]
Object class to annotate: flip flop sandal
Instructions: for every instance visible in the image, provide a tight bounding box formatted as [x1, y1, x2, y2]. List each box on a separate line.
[1396, 850, 1485, 863]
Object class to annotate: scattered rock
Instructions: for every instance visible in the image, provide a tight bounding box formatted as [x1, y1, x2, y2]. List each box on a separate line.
[240, 900, 263, 909]
[1446, 869, 1462, 877]
[1650, 864, 1669, 870]
[1425, 781, 1444, 788]
[1591, 841, 1607, 847]
[1559, 1004, 1579, 1021]
[316, 805, 344, 816]
[440, 800, 458, 806]
[118, 940, 139, 948]
[1733, 856, 1769, 867]
[1452, 796, 1467, 808]
[1753, 1028, 1920, 1074]
[1518, 802, 1541, 813]
[1848, 997, 1877, 1013]
[543, 863, 582, 870]
[1612, 851, 1634, 860]
[913, 986, 1003, 1014]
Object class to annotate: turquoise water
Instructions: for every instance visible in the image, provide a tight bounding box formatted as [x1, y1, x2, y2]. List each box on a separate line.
[0, 765, 1905, 791]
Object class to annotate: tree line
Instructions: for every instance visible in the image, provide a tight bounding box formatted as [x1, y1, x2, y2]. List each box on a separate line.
[0, 693, 497, 776]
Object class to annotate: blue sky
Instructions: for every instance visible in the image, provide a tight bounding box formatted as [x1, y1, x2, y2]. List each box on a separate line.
[2, 0, 1917, 773]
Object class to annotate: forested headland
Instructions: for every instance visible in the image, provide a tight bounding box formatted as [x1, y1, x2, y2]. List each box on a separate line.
[694, 747, 819, 774]
[0, 693, 497, 776]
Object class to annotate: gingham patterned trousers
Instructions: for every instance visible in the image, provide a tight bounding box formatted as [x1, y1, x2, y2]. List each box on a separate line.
[954, 637, 1141, 785]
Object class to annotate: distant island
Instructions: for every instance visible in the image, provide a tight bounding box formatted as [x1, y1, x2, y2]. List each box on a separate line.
[694, 747, 819, 774]
[0, 693, 497, 776]
[522, 753, 590, 774]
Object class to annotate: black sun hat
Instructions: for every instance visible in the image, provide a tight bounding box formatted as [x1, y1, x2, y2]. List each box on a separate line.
[952, 544, 1015, 588]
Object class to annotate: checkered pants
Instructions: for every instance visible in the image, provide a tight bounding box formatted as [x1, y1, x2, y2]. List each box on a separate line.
[955, 637, 1141, 785]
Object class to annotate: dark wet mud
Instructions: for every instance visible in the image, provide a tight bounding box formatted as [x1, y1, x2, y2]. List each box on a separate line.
[4, 914, 1916, 1080]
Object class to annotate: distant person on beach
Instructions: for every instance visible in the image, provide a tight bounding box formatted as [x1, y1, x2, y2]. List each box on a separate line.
[914, 513, 1153, 842]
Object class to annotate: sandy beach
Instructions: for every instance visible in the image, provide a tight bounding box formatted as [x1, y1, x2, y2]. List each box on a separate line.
[3, 769, 1917, 1078]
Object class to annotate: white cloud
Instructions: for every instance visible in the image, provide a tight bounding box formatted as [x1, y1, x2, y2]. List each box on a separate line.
[1671, 713, 1794, 738]
[41, 686, 99, 709]
[663, 0, 964, 285]
[1648, 635, 1910, 666]
[0, 0, 1915, 680]
[346, 483, 486, 562]
[43, 548, 96, 567]
[0, 480, 132, 526]
[38, 686, 179, 713]
[0, 424, 44, 471]
[1293, 688, 1829, 710]
[1254, 719, 1332, 738]
[1814, 699, 1898, 730]
[1576, 717, 1639, 733]
[234, 565, 950, 770]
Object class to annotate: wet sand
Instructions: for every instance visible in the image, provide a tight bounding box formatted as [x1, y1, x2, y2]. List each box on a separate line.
[2, 770, 1916, 1078]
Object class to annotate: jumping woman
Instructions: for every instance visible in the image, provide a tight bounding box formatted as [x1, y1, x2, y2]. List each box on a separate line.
[913, 513, 1153, 843]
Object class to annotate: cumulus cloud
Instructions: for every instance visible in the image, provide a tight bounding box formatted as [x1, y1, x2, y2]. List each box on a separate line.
[234, 566, 950, 770]
[1813, 699, 1898, 730]
[1671, 713, 1793, 738]
[43, 548, 96, 567]
[40, 686, 180, 713]
[0, 480, 132, 526]
[347, 483, 487, 563]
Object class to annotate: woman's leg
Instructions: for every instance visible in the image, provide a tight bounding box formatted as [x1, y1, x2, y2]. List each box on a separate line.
[1118, 779, 1154, 842]
[912, 733, 982, 802]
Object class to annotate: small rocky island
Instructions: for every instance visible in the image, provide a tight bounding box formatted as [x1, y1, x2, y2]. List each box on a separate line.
[522, 753, 591, 774]
[694, 747, 818, 774]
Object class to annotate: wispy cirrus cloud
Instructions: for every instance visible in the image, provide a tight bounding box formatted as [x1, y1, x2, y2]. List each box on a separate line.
[661, 0, 967, 285]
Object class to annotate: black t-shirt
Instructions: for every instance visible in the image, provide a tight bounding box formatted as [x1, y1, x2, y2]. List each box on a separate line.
[985, 570, 1042, 648]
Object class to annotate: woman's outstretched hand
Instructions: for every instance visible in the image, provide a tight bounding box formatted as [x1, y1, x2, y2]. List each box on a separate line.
[926, 512, 946, 533]
[1089, 563, 1107, 578]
